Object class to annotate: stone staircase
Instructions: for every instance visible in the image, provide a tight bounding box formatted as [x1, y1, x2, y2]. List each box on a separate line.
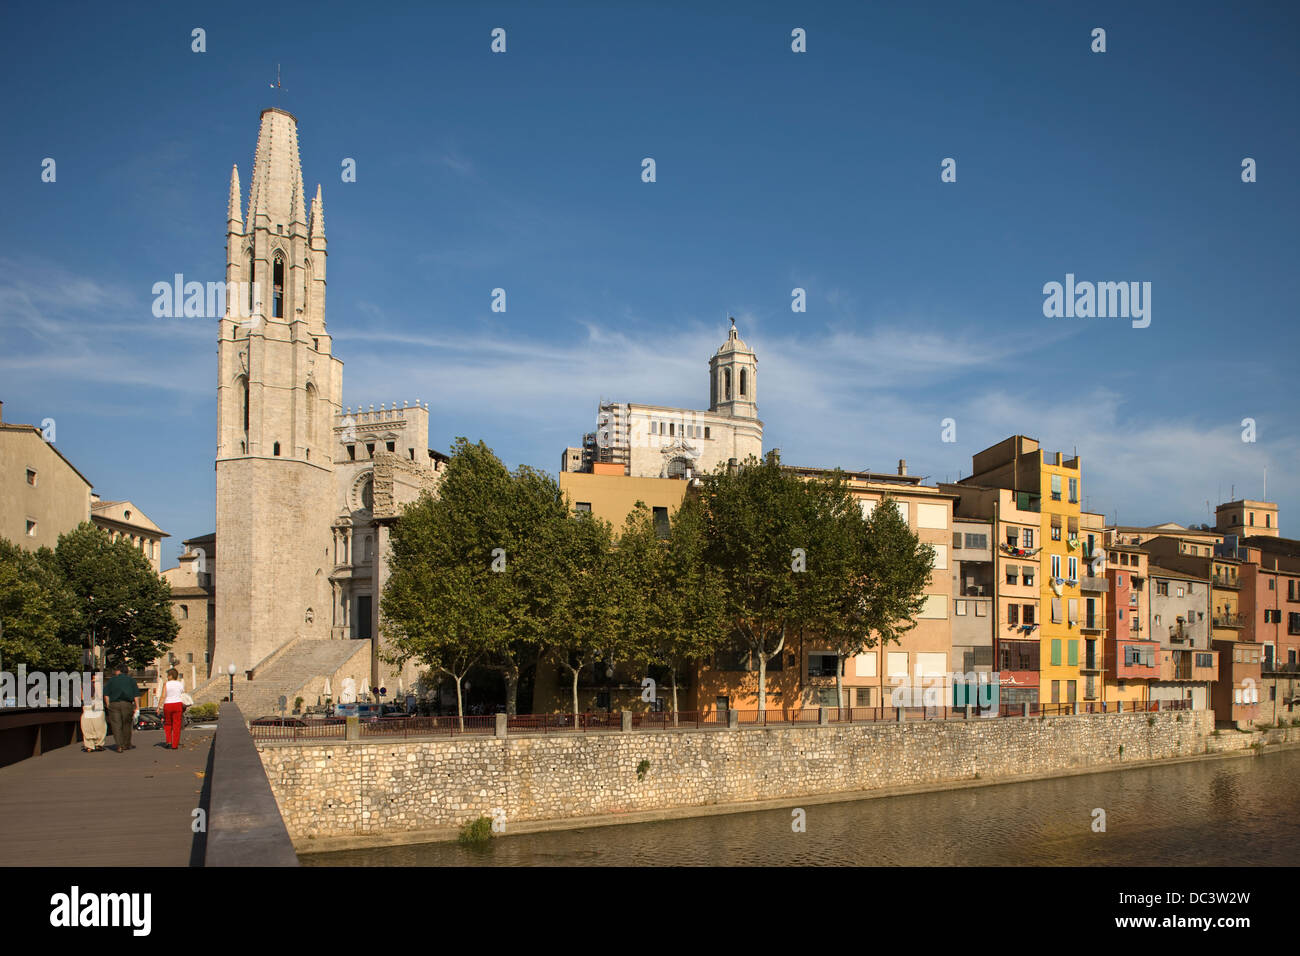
[192, 638, 371, 719]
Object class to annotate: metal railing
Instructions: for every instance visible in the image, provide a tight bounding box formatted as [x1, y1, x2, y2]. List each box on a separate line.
[249, 718, 348, 741]
[251, 697, 1200, 741]
[1212, 613, 1248, 628]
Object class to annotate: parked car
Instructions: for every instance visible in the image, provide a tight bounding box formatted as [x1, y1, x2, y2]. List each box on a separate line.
[134, 708, 162, 731]
[333, 702, 381, 719]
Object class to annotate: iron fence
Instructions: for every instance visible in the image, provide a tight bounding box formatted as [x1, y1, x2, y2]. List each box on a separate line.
[253, 695, 1201, 741]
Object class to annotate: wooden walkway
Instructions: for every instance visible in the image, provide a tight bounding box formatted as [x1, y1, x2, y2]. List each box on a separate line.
[0, 724, 216, 866]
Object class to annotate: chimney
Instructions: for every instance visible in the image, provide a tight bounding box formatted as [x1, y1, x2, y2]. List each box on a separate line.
[766, 448, 781, 466]
[898, 458, 907, 476]
[0, 399, 4, 422]
[728, 457, 738, 474]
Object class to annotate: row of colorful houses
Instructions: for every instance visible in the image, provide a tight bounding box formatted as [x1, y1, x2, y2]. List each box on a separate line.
[550, 431, 1296, 730]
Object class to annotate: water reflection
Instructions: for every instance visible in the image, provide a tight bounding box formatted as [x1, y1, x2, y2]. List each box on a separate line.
[305, 749, 1300, 867]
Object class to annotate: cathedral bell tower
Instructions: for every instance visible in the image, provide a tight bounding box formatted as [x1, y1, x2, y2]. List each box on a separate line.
[213, 108, 344, 675]
[708, 317, 758, 419]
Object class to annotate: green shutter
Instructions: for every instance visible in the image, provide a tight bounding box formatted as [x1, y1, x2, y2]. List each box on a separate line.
[1068, 640, 1078, 666]
[1051, 639, 1062, 666]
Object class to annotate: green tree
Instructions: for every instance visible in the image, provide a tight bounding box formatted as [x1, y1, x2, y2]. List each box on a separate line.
[801, 487, 934, 708]
[0, 539, 81, 669]
[54, 523, 177, 669]
[381, 439, 568, 716]
[383, 505, 496, 723]
[547, 511, 621, 717]
[616, 497, 728, 715]
[697, 454, 828, 712]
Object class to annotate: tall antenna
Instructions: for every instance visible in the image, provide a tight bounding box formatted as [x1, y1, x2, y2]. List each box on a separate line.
[270, 63, 283, 96]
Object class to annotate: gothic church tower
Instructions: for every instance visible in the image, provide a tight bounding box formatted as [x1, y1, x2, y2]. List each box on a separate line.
[213, 108, 343, 673]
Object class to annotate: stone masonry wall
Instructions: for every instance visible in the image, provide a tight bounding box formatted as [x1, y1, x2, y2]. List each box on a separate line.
[260, 710, 1216, 841]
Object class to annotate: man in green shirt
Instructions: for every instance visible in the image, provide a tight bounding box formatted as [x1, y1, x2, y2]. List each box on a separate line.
[104, 665, 140, 752]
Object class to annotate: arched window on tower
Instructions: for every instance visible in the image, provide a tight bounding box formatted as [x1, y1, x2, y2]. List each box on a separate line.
[272, 254, 284, 318]
[237, 374, 250, 450]
[724, 368, 732, 400]
[740, 369, 747, 398]
[305, 382, 317, 452]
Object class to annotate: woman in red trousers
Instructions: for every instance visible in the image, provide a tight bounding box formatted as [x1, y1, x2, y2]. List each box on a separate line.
[161, 668, 186, 749]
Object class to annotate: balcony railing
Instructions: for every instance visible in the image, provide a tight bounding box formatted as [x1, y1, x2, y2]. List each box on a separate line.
[1080, 620, 1105, 634]
[1080, 575, 1107, 592]
[1263, 661, 1300, 676]
[1212, 613, 1248, 628]
[1211, 575, 1240, 590]
[1080, 659, 1103, 674]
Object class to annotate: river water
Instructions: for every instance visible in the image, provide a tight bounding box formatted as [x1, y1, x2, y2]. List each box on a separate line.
[305, 748, 1300, 866]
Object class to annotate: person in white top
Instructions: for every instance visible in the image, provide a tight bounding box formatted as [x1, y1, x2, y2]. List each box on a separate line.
[81, 674, 107, 752]
[161, 668, 187, 750]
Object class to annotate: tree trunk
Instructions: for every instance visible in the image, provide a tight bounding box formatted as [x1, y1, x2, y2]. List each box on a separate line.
[836, 657, 844, 713]
[454, 674, 464, 732]
[503, 661, 519, 717]
[756, 648, 767, 713]
[671, 669, 679, 726]
[571, 667, 580, 720]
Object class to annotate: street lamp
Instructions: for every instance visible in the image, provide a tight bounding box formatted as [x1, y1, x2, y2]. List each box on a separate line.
[227, 662, 237, 701]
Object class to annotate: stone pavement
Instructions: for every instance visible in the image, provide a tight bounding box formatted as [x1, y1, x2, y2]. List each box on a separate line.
[0, 724, 215, 866]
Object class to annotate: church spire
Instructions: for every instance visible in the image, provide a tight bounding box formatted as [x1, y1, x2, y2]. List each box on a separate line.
[227, 164, 243, 232]
[245, 107, 306, 230]
[309, 183, 325, 241]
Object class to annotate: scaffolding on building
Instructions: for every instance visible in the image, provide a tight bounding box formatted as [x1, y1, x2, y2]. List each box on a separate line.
[590, 400, 630, 471]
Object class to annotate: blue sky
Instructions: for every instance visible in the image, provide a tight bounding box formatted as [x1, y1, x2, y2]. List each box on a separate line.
[2, 1, 1297, 568]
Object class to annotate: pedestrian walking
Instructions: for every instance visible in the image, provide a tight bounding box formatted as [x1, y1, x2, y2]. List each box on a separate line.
[161, 668, 186, 749]
[104, 665, 140, 752]
[80, 674, 106, 752]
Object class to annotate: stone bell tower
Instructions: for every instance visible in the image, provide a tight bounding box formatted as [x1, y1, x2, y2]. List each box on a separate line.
[213, 108, 344, 674]
[708, 317, 758, 420]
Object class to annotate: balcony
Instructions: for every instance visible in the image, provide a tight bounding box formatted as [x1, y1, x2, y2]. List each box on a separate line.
[1212, 613, 1248, 629]
[1080, 575, 1107, 593]
[1263, 660, 1300, 677]
[1211, 575, 1240, 590]
[1080, 657, 1103, 674]
[1080, 619, 1105, 634]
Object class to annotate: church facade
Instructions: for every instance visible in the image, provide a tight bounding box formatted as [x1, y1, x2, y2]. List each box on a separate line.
[561, 319, 763, 480]
[196, 108, 441, 711]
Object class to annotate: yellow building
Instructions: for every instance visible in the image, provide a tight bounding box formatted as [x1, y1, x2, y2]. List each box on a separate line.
[0, 403, 93, 551]
[960, 436, 1089, 706]
[557, 465, 689, 528]
[90, 496, 169, 573]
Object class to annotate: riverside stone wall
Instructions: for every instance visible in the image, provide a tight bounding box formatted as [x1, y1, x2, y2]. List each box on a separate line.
[259, 709, 1217, 842]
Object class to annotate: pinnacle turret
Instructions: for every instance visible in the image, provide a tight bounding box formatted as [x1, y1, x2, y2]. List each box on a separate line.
[309, 183, 325, 240]
[227, 164, 243, 232]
